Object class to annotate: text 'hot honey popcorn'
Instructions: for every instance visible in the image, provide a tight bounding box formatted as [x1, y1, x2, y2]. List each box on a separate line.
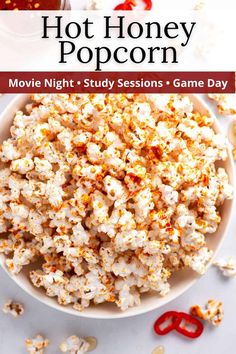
[0, 94, 233, 311]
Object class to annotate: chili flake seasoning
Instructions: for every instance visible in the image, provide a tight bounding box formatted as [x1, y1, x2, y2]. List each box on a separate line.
[0, 0, 62, 10]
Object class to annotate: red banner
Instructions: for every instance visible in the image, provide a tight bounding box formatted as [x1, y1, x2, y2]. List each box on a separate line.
[0, 72, 234, 93]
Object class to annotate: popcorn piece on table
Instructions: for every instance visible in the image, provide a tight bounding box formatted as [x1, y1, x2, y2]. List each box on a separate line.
[191, 299, 224, 326]
[208, 94, 236, 116]
[59, 335, 90, 354]
[86, 0, 104, 10]
[2, 299, 24, 317]
[213, 257, 236, 277]
[25, 335, 49, 354]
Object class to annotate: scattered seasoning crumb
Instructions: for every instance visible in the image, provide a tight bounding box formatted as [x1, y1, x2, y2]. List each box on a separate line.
[84, 337, 97, 352]
[2, 300, 24, 317]
[191, 299, 224, 326]
[86, 0, 104, 10]
[213, 257, 236, 277]
[152, 346, 165, 354]
[59, 335, 90, 353]
[25, 335, 49, 354]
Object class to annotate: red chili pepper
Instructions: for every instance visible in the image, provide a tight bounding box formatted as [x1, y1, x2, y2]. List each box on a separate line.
[114, 0, 152, 11]
[114, 0, 135, 10]
[114, 3, 133, 10]
[128, 0, 137, 6]
[114, 3, 123, 10]
[153, 311, 180, 335]
[175, 312, 204, 339]
[154, 311, 204, 339]
[143, 0, 153, 10]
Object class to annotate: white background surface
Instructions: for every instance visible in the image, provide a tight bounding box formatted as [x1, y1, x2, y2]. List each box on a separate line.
[0, 93, 235, 354]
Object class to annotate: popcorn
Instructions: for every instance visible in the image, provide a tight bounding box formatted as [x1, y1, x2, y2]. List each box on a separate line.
[103, 175, 126, 201]
[2, 300, 24, 317]
[184, 247, 213, 274]
[116, 284, 140, 311]
[34, 158, 53, 179]
[0, 140, 21, 161]
[86, 142, 103, 164]
[86, 0, 104, 10]
[11, 157, 34, 174]
[59, 335, 90, 354]
[0, 94, 232, 311]
[114, 230, 148, 251]
[213, 257, 236, 277]
[45, 182, 64, 208]
[181, 231, 205, 251]
[159, 184, 178, 206]
[191, 299, 224, 326]
[6, 247, 35, 274]
[208, 94, 236, 116]
[25, 335, 49, 354]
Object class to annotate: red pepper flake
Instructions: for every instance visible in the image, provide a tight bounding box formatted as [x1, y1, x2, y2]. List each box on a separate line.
[126, 172, 142, 185]
[154, 311, 204, 339]
[151, 146, 163, 159]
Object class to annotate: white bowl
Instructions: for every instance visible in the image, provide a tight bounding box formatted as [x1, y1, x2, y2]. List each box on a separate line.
[0, 94, 234, 319]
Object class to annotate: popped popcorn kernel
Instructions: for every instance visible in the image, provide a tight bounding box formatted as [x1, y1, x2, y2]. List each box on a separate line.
[2, 299, 24, 317]
[86, 0, 104, 10]
[60, 335, 90, 354]
[208, 94, 236, 116]
[25, 334, 49, 354]
[191, 299, 224, 326]
[213, 257, 236, 277]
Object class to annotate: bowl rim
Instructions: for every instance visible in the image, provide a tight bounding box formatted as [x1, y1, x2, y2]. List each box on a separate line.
[0, 93, 234, 319]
